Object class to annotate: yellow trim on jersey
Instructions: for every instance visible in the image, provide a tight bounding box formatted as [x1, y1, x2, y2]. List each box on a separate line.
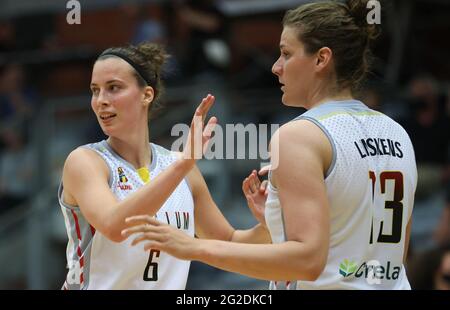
[318, 111, 382, 121]
[137, 167, 150, 184]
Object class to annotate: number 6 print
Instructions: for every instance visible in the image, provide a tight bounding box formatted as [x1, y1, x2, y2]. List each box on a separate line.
[143, 249, 160, 281]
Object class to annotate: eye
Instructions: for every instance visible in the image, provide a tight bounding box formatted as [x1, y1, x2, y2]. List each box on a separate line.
[281, 51, 290, 58]
[109, 85, 120, 92]
[91, 88, 99, 96]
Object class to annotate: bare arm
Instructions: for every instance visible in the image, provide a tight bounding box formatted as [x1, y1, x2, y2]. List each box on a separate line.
[187, 165, 271, 244]
[194, 120, 331, 280]
[63, 95, 217, 242]
[123, 120, 332, 281]
[63, 149, 194, 242]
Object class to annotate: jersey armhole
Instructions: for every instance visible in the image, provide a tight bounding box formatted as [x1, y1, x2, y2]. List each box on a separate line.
[295, 116, 337, 179]
[79, 145, 114, 188]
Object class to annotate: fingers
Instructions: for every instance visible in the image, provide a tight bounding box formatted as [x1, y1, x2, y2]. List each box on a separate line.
[187, 95, 217, 160]
[121, 223, 155, 237]
[122, 216, 163, 238]
[242, 176, 254, 195]
[125, 215, 161, 226]
[195, 94, 215, 118]
[131, 232, 163, 246]
[249, 171, 258, 193]
[245, 194, 255, 208]
[242, 176, 250, 194]
[243, 170, 262, 194]
[203, 116, 217, 138]
[260, 180, 268, 193]
[258, 165, 271, 176]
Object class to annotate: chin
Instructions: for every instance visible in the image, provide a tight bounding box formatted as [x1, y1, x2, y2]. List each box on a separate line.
[100, 126, 113, 137]
[281, 94, 306, 108]
[281, 95, 295, 107]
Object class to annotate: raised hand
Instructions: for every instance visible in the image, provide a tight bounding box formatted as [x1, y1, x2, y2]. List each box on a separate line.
[182, 94, 217, 163]
[242, 165, 271, 227]
[121, 215, 197, 261]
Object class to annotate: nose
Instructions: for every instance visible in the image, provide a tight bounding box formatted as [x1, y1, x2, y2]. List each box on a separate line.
[97, 89, 110, 106]
[272, 57, 282, 77]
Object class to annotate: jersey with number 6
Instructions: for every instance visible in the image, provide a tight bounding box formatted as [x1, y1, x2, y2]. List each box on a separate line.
[266, 100, 417, 290]
[59, 141, 194, 289]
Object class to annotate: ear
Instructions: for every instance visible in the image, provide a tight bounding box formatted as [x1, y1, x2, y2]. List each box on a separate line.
[142, 86, 154, 107]
[315, 47, 333, 72]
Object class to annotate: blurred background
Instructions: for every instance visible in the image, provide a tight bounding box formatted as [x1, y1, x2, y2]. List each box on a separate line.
[0, 0, 449, 290]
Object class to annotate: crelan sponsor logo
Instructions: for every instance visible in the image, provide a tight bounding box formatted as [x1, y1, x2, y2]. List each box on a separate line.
[339, 259, 402, 284]
[339, 259, 358, 277]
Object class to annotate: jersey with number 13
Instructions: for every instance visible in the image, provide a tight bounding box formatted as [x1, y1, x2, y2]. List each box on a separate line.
[268, 100, 417, 290]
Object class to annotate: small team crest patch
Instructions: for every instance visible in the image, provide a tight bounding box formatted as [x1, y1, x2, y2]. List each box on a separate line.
[117, 167, 132, 190]
[118, 167, 128, 183]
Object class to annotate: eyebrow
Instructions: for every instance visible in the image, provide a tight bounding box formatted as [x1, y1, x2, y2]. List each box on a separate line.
[90, 79, 124, 87]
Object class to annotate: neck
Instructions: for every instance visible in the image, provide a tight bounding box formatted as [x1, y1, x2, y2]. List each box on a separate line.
[107, 126, 151, 170]
[306, 86, 353, 110]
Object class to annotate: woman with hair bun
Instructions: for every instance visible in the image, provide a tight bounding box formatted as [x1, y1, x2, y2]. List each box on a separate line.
[58, 42, 271, 289]
[124, 1, 417, 290]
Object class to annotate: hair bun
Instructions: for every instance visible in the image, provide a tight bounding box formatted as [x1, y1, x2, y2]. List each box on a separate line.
[346, 0, 380, 41]
[136, 42, 168, 73]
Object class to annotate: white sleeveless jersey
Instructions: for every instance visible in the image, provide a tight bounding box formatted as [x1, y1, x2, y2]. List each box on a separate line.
[266, 100, 417, 290]
[59, 140, 194, 289]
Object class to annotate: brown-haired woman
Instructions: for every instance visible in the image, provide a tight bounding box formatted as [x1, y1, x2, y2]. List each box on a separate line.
[59, 42, 270, 289]
[123, 0, 417, 290]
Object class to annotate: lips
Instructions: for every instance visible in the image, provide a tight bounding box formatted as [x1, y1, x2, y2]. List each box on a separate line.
[99, 113, 117, 120]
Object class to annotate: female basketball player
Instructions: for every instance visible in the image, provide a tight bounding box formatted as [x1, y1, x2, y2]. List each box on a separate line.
[59, 42, 270, 289]
[123, 0, 417, 289]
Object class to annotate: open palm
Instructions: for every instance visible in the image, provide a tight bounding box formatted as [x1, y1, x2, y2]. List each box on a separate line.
[182, 94, 217, 162]
[242, 168, 269, 227]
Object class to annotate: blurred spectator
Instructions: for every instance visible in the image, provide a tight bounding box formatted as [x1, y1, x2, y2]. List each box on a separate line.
[434, 246, 450, 290]
[407, 244, 450, 290]
[0, 122, 34, 213]
[125, 3, 182, 83]
[0, 63, 37, 145]
[14, 13, 55, 51]
[122, 3, 168, 45]
[433, 180, 450, 247]
[0, 19, 16, 53]
[400, 75, 449, 199]
[174, 0, 230, 75]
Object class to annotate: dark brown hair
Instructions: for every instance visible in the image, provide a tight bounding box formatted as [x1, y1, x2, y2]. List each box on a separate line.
[283, 0, 380, 93]
[97, 42, 169, 117]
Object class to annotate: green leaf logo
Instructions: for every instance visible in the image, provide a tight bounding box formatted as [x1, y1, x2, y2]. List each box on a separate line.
[339, 259, 358, 277]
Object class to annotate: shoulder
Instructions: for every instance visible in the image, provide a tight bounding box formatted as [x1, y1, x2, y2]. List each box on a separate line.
[151, 143, 180, 163]
[65, 146, 105, 167]
[63, 147, 109, 182]
[62, 146, 110, 204]
[151, 143, 173, 156]
[270, 119, 330, 154]
[270, 120, 332, 180]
